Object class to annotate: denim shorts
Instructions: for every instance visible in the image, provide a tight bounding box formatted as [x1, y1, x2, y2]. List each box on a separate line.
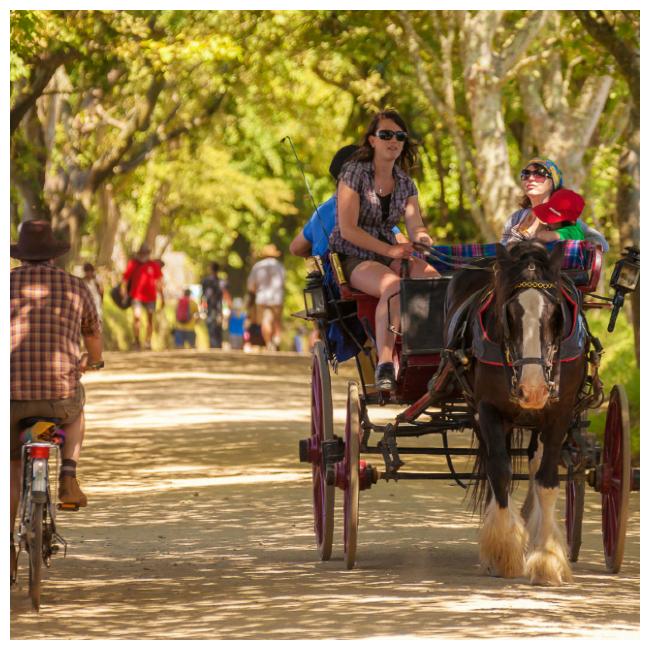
[339, 253, 394, 282]
[132, 300, 156, 314]
[10, 384, 85, 460]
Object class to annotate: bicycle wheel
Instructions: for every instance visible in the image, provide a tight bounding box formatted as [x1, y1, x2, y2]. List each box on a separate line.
[28, 502, 44, 611]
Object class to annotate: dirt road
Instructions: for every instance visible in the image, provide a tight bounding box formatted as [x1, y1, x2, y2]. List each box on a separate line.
[10, 350, 640, 639]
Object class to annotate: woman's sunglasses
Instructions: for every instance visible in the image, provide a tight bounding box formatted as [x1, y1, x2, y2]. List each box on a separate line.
[520, 169, 552, 182]
[376, 129, 408, 142]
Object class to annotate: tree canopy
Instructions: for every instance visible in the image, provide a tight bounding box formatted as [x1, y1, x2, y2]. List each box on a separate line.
[10, 9, 639, 309]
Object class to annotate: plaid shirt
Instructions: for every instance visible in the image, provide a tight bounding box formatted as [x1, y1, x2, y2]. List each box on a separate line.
[329, 160, 418, 260]
[10, 262, 101, 400]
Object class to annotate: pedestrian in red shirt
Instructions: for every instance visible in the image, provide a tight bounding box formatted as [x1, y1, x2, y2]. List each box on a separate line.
[122, 243, 164, 350]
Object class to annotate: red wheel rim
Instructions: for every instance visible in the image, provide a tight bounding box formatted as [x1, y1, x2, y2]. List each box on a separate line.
[311, 355, 326, 547]
[601, 385, 631, 572]
[343, 382, 360, 569]
[309, 343, 334, 560]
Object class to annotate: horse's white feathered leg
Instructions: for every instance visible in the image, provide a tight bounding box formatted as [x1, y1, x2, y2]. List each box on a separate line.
[479, 498, 527, 578]
[525, 484, 573, 586]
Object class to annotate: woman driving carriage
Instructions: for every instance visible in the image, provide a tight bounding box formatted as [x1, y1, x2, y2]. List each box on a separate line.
[329, 109, 439, 391]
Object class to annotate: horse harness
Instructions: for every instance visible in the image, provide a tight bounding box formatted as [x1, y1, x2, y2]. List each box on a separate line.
[448, 277, 588, 405]
[499, 279, 564, 403]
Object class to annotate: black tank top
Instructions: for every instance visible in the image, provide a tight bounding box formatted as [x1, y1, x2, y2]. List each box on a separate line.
[378, 193, 391, 221]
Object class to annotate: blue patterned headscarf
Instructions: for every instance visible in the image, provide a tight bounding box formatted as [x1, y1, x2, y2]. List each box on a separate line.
[524, 158, 563, 190]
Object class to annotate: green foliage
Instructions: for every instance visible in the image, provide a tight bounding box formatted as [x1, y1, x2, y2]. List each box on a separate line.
[585, 306, 639, 462]
[10, 10, 640, 415]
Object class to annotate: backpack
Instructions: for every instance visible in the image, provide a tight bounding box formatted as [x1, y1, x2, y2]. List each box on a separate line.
[176, 296, 192, 324]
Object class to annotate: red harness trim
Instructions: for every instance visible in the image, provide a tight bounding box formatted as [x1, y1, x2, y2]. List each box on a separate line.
[476, 287, 580, 366]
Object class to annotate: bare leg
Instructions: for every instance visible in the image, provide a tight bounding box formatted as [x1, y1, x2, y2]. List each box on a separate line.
[132, 304, 141, 347]
[272, 309, 282, 349]
[261, 308, 273, 348]
[349, 262, 401, 365]
[145, 310, 154, 348]
[62, 410, 85, 463]
[350, 257, 440, 364]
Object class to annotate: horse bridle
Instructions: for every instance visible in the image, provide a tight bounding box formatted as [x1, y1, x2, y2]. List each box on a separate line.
[501, 278, 563, 404]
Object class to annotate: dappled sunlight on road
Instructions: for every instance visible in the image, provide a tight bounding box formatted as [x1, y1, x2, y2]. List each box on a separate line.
[11, 350, 639, 639]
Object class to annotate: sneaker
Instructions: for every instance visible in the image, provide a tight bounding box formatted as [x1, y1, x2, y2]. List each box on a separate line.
[131, 340, 141, 351]
[58, 475, 88, 507]
[375, 362, 396, 391]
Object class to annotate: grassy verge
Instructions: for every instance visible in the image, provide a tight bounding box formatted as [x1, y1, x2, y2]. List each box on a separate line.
[585, 307, 640, 464]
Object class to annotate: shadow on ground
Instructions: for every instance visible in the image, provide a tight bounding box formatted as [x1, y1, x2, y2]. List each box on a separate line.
[10, 350, 640, 639]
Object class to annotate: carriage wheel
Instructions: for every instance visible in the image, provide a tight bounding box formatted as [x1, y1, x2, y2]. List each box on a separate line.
[565, 478, 585, 562]
[344, 381, 361, 570]
[602, 385, 631, 573]
[311, 341, 335, 561]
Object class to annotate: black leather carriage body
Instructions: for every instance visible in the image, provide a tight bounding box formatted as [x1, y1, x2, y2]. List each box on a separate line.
[399, 277, 450, 355]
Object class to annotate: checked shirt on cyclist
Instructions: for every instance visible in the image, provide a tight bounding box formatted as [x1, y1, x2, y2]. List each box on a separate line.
[10, 221, 103, 521]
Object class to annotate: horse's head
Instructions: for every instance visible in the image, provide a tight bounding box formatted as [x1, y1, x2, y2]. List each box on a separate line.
[494, 241, 565, 410]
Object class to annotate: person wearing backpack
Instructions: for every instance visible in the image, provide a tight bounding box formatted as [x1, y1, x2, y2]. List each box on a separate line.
[173, 288, 199, 349]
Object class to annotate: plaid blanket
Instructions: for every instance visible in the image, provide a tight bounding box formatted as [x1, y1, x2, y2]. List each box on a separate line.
[424, 241, 596, 273]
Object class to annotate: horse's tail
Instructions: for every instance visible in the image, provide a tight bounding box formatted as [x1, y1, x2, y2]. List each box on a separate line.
[466, 427, 526, 515]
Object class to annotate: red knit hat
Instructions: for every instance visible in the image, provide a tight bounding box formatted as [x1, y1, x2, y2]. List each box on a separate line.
[533, 188, 585, 224]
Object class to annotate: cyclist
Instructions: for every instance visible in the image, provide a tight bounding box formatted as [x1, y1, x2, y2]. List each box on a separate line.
[10, 221, 103, 568]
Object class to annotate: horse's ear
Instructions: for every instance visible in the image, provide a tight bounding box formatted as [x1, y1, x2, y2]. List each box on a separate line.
[548, 241, 565, 275]
[496, 243, 511, 267]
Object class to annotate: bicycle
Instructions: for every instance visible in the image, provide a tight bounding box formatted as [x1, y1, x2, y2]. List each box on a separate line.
[13, 418, 73, 611]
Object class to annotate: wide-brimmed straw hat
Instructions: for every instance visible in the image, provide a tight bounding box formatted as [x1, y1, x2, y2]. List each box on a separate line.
[260, 243, 281, 258]
[10, 220, 70, 261]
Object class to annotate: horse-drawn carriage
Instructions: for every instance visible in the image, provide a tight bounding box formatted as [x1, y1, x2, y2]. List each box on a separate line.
[297, 239, 640, 585]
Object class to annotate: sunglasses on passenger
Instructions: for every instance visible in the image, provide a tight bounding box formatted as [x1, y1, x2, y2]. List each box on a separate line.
[375, 129, 408, 142]
[520, 169, 552, 182]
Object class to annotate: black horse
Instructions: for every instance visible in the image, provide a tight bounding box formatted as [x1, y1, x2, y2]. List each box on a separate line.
[444, 240, 588, 585]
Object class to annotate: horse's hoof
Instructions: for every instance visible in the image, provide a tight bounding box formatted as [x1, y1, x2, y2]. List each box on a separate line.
[526, 549, 573, 586]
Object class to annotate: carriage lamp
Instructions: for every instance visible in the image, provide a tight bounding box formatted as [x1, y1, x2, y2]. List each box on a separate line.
[304, 271, 327, 318]
[608, 246, 640, 332]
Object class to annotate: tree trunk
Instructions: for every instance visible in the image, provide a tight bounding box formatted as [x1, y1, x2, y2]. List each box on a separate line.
[431, 130, 449, 221]
[11, 107, 50, 222]
[460, 10, 548, 236]
[96, 183, 122, 269]
[228, 233, 253, 298]
[144, 182, 170, 256]
[616, 116, 640, 366]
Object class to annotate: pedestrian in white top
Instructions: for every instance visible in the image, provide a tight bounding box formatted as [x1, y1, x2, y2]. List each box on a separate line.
[247, 244, 285, 350]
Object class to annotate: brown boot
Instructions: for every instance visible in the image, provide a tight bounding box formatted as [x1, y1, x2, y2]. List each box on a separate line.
[58, 475, 88, 507]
